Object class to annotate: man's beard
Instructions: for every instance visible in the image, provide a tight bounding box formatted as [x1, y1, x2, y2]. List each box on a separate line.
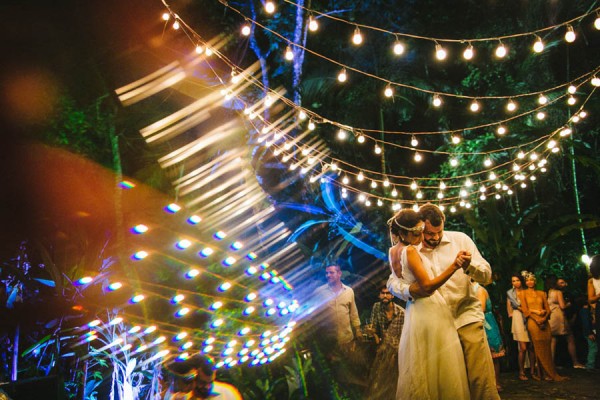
[424, 238, 440, 248]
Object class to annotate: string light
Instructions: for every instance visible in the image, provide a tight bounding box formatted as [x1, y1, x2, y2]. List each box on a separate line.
[435, 43, 447, 60]
[162, 12, 170, 21]
[565, 25, 576, 43]
[495, 41, 507, 58]
[410, 136, 419, 147]
[567, 96, 576, 105]
[393, 39, 405, 55]
[308, 15, 318, 31]
[384, 85, 394, 98]
[172, 20, 180, 30]
[538, 94, 548, 105]
[337, 129, 348, 140]
[469, 100, 480, 112]
[352, 27, 363, 45]
[337, 68, 347, 82]
[451, 135, 461, 144]
[414, 152, 422, 162]
[497, 125, 507, 135]
[357, 134, 365, 143]
[533, 36, 544, 53]
[595, 14, 600, 30]
[463, 43, 474, 60]
[506, 99, 517, 112]
[241, 24, 251, 36]
[432, 94, 443, 107]
[284, 46, 294, 61]
[264, 1, 276, 14]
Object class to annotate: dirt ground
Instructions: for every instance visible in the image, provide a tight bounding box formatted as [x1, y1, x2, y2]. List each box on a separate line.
[498, 368, 599, 399]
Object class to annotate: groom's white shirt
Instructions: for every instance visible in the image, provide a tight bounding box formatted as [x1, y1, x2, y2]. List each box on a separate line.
[387, 230, 491, 329]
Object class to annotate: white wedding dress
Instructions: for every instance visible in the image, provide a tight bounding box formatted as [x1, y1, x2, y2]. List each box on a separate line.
[396, 246, 470, 400]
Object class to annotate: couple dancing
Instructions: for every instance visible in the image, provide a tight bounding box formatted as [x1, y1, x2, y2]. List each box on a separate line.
[387, 204, 499, 400]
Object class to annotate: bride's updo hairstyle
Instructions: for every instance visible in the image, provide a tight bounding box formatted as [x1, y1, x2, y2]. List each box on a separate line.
[388, 209, 423, 245]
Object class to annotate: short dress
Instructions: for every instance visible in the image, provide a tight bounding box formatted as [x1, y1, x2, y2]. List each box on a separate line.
[548, 289, 570, 336]
[507, 289, 529, 342]
[483, 297, 506, 358]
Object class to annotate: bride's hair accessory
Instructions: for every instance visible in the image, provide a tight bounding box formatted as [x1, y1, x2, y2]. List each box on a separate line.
[387, 216, 424, 233]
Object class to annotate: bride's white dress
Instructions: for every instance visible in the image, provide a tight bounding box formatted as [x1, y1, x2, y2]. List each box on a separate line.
[396, 246, 470, 400]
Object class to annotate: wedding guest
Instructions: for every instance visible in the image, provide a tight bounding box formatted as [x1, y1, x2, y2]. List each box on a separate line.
[506, 273, 535, 379]
[475, 282, 505, 392]
[546, 275, 585, 368]
[365, 284, 405, 400]
[519, 271, 567, 381]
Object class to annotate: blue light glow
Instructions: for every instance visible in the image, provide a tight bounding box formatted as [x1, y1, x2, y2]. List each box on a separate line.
[266, 308, 276, 316]
[175, 239, 192, 250]
[187, 215, 202, 225]
[210, 301, 223, 310]
[222, 257, 236, 266]
[246, 266, 258, 275]
[185, 269, 200, 279]
[230, 241, 243, 250]
[108, 282, 123, 291]
[218, 282, 232, 292]
[246, 252, 258, 260]
[239, 327, 251, 335]
[132, 251, 148, 260]
[199, 247, 214, 257]
[76, 276, 93, 285]
[213, 231, 226, 240]
[245, 293, 257, 302]
[175, 307, 190, 317]
[260, 272, 270, 281]
[243, 306, 255, 315]
[130, 294, 145, 303]
[165, 203, 181, 213]
[211, 319, 224, 328]
[263, 299, 274, 307]
[174, 332, 188, 341]
[144, 326, 156, 334]
[181, 341, 193, 350]
[171, 294, 185, 304]
[132, 224, 148, 234]
[119, 180, 135, 189]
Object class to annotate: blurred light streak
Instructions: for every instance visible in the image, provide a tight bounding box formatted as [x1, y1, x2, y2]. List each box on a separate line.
[157, 122, 239, 168]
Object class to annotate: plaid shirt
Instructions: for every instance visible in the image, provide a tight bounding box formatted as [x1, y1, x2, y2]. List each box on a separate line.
[369, 301, 405, 349]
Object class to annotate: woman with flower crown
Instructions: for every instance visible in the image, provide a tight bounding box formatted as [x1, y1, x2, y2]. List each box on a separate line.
[518, 271, 567, 381]
[387, 209, 471, 399]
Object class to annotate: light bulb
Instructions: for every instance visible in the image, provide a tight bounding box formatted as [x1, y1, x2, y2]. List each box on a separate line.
[435, 43, 447, 60]
[591, 76, 600, 87]
[414, 152, 422, 162]
[298, 110, 307, 120]
[497, 125, 507, 135]
[374, 145, 382, 154]
[384, 85, 394, 98]
[308, 120, 315, 130]
[559, 127, 572, 136]
[595, 16, 600, 30]
[371, 180, 377, 188]
[205, 47, 213, 56]
[337, 69, 347, 82]
[506, 99, 517, 112]
[308, 16, 318, 31]
[265, 1, 276, 14]
[469, 100, 480, 112]
[357, 172, 364, 181]
[567, 85, 577, 94]
[517, 151, 525, 159]
[162, 12, 170, 21]
[451, 135, 461, 144]
[432, 94, 442, 107]
[383, 179, 390, 187]
[536, 111, 546, 120]
[538, 94, 548, 105]
[241, 24, 251, 36]
[495, 42, 507, 58]
[342, 176, 349, 184]
[410, 181, 418, 190]
[489, 172, 496, 180]
[463, 44, 474, 60]
[393, 41, 405, 55]
[533, 37, 544, 53]
[195, 45, 204, 54]
[284, 46, 294, 60]
[391, 188, 398, 197]
[357, 135, 365, 143]
[337, 129, 348, 140]
[352, 27, 363, 45]
[484, 158, 492, 167]
[450, 158, 459, 167]
[172, 20, 180, 30]
[567, 96, 576, 105]
[440, 182, 446, 190]
[410, 136, 419, 147]
[565, 25, 576, 43]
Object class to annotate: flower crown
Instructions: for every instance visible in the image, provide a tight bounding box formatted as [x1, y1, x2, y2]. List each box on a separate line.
[386, 216, 423, 232]
[521, 270, 535, 280]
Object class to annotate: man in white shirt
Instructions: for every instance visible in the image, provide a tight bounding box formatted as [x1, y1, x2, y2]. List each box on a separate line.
[388, 204, 499, 400]
[313, 265, 361, 350]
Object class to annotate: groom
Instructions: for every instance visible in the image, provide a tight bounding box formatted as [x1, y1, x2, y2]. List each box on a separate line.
[388, 203, 499, 400]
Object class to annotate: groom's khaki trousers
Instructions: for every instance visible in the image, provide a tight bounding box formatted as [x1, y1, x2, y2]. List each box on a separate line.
[458, 321, 501, 400]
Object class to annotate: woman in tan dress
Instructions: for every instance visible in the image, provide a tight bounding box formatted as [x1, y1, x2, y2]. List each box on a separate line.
[506, 274, 534, 379]
[519, 272, 567, 381]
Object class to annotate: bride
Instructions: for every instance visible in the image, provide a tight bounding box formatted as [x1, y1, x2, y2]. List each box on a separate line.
[388, 209, 470, 399]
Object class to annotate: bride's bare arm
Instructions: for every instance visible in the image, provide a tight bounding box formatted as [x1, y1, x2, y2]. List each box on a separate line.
[406, 246, 464, 295]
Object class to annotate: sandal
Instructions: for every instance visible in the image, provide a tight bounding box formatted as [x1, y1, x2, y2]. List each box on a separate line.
[518, 373, 528, 381]
[532, 374, 541, 381]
